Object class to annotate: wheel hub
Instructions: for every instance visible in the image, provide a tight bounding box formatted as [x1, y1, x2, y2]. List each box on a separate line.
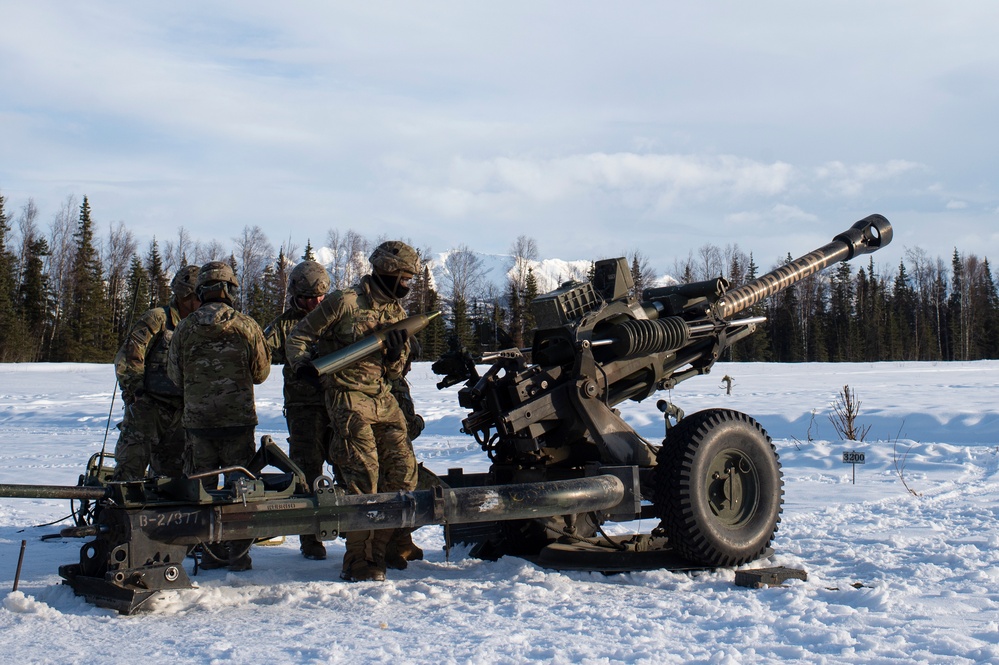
[707, 448, 759, 526]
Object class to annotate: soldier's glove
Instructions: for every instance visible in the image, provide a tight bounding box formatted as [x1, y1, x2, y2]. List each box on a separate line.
[384, 328, 408, 363]
[408, 413, 425, 441]
[122, 391, 136, 406]
[295, 363, 323, 389]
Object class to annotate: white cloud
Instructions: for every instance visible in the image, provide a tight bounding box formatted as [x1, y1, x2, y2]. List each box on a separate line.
[947, 200, 968, 210]
[402, 152, 795, 217]
[813, 160, 924, 197]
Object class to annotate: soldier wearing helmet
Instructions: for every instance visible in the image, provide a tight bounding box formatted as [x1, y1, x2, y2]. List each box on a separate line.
[286, 240, 421, 582]
[263, 259, 332, 560]
[168, 260, 270, 572]
[111, 264, 201, 481]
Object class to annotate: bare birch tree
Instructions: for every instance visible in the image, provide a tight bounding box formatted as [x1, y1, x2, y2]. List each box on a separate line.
[232, 225, 274, 311]
[14, 199, 39, 289]
[325, 228, 369, 290]
[196, 238, 227, 264]
[104, 221, 138, 341]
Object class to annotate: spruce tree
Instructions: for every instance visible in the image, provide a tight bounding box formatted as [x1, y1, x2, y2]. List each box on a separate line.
[450, 296, 473, 351]
[738, 253, 770, 361]
[123, 255, 150, 334]
[982, 258, 999, 357]
[60, 196, 112, 361]
[630, 255, 644, 298]
[828, 262, 855, 361]
[146, 239, 170, 307]
[931, 268, 949, 360]
[302, 240, 316, 261]
[523, 267, 539, 347]
[890, 260, 915, 359]
[17, 234, 51, 361]
[767, 255, 803, 361]
[947, 249, 965, 360]
[419, 279, 447, 359]
[0, 192, 26, 361]
[507, 278, 524, 348]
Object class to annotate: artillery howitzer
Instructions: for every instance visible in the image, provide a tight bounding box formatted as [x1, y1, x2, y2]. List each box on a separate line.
[0, 215, 891, 613]
[433, 214, 892, 569]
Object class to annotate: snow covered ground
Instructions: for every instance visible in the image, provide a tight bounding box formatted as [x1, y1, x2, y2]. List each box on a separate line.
[1, 360, 998, 664]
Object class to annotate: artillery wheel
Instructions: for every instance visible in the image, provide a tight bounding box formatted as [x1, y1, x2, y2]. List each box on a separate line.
[652, 408, 783, 567]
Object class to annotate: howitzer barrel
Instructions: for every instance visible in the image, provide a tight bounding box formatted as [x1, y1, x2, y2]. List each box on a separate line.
[713, 214, 892, 320]
[312, 311, 441, 376]
[0, 484, 107, 500]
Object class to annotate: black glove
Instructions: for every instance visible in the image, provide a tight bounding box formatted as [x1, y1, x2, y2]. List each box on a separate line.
[384, 328, 408, 363]
[295, 363, 322, 389]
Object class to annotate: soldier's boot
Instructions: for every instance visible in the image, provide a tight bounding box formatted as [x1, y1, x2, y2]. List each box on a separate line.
[227, 539, 254, 572]
[340, 530, 387, 582]
[299, 534, 327, 561]
[385, 528, 424, 570]
[197, 543, 230, 571]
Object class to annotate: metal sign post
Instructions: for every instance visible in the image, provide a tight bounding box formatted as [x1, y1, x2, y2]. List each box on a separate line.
[842, 450, 866, 484]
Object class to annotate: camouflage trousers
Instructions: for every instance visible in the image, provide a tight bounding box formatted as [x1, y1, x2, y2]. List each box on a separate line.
[113, 396, 185, 480]
[184, 426, 256, 490]
[327, 389, 417, 495]
[286, 404, 331, 490]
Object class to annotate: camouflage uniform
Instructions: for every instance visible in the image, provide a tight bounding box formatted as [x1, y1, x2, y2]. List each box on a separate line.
[112, 266, 200, 480]
[265, 306, 330, 489]
[287, 242, 419, 582]
[167, 261, 270, 572]
[168, 299, 270, 474]
[287, 274, 415, 494]
[264, 259, 332, 560]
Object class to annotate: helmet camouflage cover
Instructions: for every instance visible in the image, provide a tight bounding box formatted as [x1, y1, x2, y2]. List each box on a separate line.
[170, 265, 200, 299]
[288, 260, 330, 298]
[196, 260, 239, 290]
[369, 241, 420, 276]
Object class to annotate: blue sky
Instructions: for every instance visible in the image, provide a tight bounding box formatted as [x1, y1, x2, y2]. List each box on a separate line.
[2, 1, 998, 273]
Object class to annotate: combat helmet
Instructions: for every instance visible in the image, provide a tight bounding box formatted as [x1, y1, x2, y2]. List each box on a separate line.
[288, 260, 330, 298]
[370, 241, 420, 277]
[170, 265, 200, 299]
[369, 241, 420, 299]
[196, 260, 239, 303]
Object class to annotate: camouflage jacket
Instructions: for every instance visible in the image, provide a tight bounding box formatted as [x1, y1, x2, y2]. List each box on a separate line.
[286, 274, 408, 397]
[263, 305, 323, 407]
[167, 301, 271, 428]
[114, 299, 183, 405]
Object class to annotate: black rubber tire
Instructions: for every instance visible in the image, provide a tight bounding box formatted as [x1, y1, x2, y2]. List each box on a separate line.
[653, 408, 783, 567]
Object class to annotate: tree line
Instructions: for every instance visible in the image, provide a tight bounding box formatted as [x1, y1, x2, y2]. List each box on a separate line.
[1, 192, 996, 365]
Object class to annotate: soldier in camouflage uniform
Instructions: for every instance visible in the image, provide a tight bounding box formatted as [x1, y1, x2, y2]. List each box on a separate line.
[167, 260, 270, 572]
[286, 241, 419, 582]
[112, 265, 201, 481]
[263, 259, 332, 561]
